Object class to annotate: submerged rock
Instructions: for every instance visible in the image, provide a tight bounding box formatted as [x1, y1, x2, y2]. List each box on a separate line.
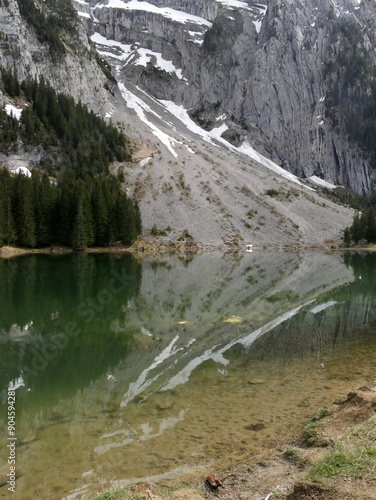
[223, 315, 243, 324]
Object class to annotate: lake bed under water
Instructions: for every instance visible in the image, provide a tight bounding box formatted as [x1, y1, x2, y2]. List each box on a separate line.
[1, 251, 376, 499]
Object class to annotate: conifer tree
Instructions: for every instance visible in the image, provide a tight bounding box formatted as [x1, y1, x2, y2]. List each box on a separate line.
[0, 198, 3, 247]
[14, 174, 36, 248]
[117, 196, 137, 245]
[0, 167, 141, 250]
[72, 198, 88, 251]
[343, 226, 351, 247]
[21, 107, 35, 139]
[0, 168, 16, 245]
[71, 182, 94, 251]
[134, 201, 142, 235]
[92, 179, 110, 246]
[32, 171, 55, 246]
[350, 212, 366, 243]
[3, 202, 17, 245]
[365, 206, 376, 243]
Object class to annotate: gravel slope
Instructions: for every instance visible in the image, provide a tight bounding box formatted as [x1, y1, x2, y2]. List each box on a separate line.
[110, 83, 353, 249]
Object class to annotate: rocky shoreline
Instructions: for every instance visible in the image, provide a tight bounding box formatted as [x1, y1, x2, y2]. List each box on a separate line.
[2, 239, 376, 261]
[94, 382, 376, 500]
[0, 237, 360, 260]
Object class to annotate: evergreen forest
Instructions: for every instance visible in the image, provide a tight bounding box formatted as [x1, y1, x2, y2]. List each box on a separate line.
[0, 65, 142, 251]
[0, 68, 131, 176]
[343, 205, 376, 246]
[0, 168, 142, 251]
[321, 188, 376, 247]
[14, 0, 80, 57]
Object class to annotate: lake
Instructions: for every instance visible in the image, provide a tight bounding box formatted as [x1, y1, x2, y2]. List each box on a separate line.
[1, 251, 376, 499]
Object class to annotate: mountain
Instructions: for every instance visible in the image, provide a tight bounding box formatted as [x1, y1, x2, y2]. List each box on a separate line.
[76, 0, 376, 195]
[0, 0, 364, 248]
[0, 0, 117, 170]
[0, 0, 113, 112]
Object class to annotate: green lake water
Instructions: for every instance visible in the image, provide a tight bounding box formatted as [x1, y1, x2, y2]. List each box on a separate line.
[1, 251, 376, 499]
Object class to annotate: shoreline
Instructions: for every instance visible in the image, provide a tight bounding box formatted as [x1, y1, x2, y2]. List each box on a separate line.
[92, 381, 376, 500]
[1, 241, 376, 259]
[0, 240, 376, 259]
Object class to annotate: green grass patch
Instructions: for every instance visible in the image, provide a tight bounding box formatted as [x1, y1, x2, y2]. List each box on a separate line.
[350, 416, 376, 440]
[94, 486, 143, 500]
[312, 406, 331, 421]
[303, 415, 376, 486]
[334, 393, 350, 404]
[283, 447, 310, 467]
[265, 188, 280, 197]
[161, 483, 189, 495]
[95, 490, 127, 500]
[304, 421, 327, 447]
[306, 444, 376, 482]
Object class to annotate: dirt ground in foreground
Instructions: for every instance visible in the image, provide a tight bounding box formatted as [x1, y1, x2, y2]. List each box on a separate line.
[131, 383, 376, 500]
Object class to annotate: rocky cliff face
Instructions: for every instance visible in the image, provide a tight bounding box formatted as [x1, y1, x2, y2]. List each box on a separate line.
[0, 0, 111, 114]
[0, 0, 358, 247]
[76, 0, 376, 194]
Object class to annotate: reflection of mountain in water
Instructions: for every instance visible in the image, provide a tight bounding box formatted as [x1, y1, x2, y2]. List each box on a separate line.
[0, 253, 142, 400]
[3, 251, 376, 412]
[0, 253, 142, 332]
[114, 252, 376, 407]
[0, 250, 364, 408]
[237, 252, 376, 361]
[2, 251, 376, 499]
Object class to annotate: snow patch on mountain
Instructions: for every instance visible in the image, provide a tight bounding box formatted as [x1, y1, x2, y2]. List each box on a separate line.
[118, 84, 179, 157]
[96, 0, 213, 27]
[5, 104, 23, 120]
[159, 100, 307, 188]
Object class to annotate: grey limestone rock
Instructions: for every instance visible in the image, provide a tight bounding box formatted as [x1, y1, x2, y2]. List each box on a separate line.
[0, 0, 111, 115]
[78, 0, 376, 194]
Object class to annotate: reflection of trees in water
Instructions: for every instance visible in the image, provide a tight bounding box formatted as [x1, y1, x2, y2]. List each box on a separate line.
[230, 255, 376, 363]
[0, 253, 142, 394]
[344, 252, 376, 290]
[2, 251, 376, 413]
[0, 253, 142, 331]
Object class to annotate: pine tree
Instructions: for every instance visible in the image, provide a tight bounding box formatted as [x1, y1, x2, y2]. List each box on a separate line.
[32, 171, 55, 246]
[117, 196, 138, 245]
[0, 165, 140, 250]
[3, 202, 16, 245]
[71, 181, 94, 250]
[343, 226, 351, 247]
[21, 107, 35, 139]
[14, 174, 36, 248]
[365, 206, 376, 243]
[134, 201, 142, 236]
[0, 168, 16, 245]
[350, 212, 366, 243]
[91, 179, 110, 246]
[71, 198, 88, 251]
[0, 197, 3, 247]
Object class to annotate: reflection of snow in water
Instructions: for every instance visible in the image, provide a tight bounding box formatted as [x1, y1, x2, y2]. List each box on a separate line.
[120, 335, 182, 407]
[119, 300, 315, 409]
[96, 304, 314, 457]
[109, 463, 211, 491]
[8, 376, 25, 391]
[64, 484, 90, 500]
[309, 300, 337, 314]
[119, 302, 315, 406]
[94, 409, 186, 455]
[0, 322, 35, 344]
[162, 301, 314, 391]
